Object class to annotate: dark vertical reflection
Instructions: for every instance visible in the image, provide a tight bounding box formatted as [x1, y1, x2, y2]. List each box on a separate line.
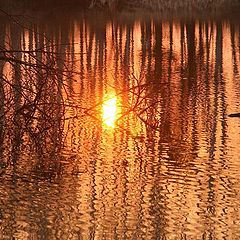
[10, 22, 22, 168]
[207, 22, 223, 234]
[0, 19, 6, 161]
[230, 24, 239, 77]
[186, 21, 196, 88]
[140, 21, 147, 75]
[79, 17, 85, 89]
[154, 21, 162, 81]
[179, 21, 189, 153]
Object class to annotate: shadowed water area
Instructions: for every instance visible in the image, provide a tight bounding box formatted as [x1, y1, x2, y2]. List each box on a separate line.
[0, 3, 240, 239]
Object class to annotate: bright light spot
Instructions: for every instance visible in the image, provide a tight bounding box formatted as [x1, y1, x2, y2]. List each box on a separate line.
[102, 95, 117, 128]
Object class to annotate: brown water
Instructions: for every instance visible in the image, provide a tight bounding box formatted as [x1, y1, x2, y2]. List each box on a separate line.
[0, 10, 240, 239]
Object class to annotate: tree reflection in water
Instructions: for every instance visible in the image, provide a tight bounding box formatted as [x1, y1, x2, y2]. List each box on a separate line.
[0, 7, 240, 240]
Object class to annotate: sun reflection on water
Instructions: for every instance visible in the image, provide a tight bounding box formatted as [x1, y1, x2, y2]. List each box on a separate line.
[102, 94, 118, 128]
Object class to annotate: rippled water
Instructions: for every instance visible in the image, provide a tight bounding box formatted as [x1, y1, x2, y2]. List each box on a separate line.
[0, 8, 240, 239]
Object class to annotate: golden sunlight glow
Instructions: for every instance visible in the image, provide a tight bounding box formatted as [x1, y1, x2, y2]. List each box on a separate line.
[102, 95, 118, 127]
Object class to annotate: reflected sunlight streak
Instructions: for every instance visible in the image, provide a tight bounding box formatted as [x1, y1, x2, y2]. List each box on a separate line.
[102, 95, 118, 128]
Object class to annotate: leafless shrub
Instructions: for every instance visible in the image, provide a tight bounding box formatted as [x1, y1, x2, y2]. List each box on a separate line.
[0, 10, 76, 163]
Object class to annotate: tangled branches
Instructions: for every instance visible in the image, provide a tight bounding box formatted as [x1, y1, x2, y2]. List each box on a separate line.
[0, 14, 75, 162]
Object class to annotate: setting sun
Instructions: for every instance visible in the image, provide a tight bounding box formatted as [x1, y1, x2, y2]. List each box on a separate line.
[102, 95, 118, 127]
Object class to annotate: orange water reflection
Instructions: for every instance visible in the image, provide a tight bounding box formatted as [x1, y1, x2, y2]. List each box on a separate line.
[1, 12, 240, 240]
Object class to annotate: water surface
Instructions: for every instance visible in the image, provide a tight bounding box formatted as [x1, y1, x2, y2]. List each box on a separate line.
[0, 9, 240, 239]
